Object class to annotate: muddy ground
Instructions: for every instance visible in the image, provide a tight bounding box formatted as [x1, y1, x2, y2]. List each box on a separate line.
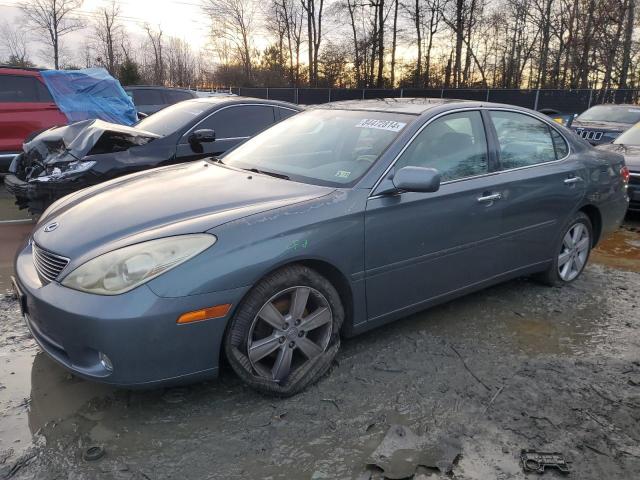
[0, 190, 639, 478]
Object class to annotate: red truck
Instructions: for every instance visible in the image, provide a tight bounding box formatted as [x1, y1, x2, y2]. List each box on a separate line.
[0, 67, 68, 173]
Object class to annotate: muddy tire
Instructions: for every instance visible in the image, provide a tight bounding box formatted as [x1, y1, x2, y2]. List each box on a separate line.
[536, 211, 593, 286]
[224, 265, 343, 396]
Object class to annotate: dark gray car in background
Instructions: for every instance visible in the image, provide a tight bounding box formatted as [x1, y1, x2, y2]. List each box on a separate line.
[13, 99, 629, 395]
[124, 86, 199, 115]
[570, 104, 640, 145]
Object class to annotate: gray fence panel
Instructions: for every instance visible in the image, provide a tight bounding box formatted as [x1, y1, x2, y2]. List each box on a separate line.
[238, 87, 268, 99]
[298, 88, 331, 104]
[487, 89, 537, 108]
[402, 89, 442, 98]
[266, 88, 297, 103]
[331, 89, 365, 101]
[442, 89, 487, 101]
[363, 89, 401, 99]
[537, 89, 592, 113]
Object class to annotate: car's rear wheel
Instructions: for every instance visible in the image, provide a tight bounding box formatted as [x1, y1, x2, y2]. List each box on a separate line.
[536, 211, 593, 286]
[224, 265, 343, 396]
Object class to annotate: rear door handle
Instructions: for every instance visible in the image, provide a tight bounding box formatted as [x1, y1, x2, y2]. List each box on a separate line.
[477, 193, 502, 203]
[564, 176, 583, 185]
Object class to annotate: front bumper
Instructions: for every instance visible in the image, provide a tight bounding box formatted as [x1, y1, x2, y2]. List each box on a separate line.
[14, 242, 250, 387]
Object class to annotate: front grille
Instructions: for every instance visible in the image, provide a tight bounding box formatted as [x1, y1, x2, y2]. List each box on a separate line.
[574, 129, 604, 142]
[32, 243, 70, 284]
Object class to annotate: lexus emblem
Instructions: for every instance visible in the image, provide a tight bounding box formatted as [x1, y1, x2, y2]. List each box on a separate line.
[44, 222, 59, 232]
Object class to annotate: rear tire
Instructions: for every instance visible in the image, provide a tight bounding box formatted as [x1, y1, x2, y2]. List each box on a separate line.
[536, 211, 593, 286]
[224, 265, 343, 396]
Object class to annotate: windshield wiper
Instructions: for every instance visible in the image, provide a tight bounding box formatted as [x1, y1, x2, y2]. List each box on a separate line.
[207, 156, 224, 165]
[246, 168, 290, 180]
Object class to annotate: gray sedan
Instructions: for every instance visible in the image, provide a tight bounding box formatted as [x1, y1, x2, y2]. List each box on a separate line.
[13, 99, 629, 395]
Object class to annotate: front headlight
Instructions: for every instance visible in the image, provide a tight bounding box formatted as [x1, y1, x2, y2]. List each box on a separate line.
[32, 161, 96, 183]
[61, 234, 216, 295]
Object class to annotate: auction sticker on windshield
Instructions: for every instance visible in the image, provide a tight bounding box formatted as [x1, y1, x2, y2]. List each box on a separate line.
[355, 119, 406, 132]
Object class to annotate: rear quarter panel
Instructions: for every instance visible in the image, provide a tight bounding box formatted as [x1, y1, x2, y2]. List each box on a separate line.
[580, 143, 629, 236]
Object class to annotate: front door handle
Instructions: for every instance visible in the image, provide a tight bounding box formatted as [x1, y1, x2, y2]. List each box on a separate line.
[564, 176, 583, 185]
[477, 193, 502, 203]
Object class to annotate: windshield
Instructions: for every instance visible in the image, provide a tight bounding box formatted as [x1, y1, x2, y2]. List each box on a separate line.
[135, 100, 209, 136]
[222, 109, 413, 187]
[614, 123, 640, 145]
[576, 105, 640, 125]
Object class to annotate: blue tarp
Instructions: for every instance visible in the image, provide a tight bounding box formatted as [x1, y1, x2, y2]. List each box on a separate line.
[40, 68, 137, 126]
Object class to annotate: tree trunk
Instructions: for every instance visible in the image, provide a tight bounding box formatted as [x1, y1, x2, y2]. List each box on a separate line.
[619, 0, 635, 88]
[390, 0, 398, 86]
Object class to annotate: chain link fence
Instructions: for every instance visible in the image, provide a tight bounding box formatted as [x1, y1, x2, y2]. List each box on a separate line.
[229, 87, 640, 113]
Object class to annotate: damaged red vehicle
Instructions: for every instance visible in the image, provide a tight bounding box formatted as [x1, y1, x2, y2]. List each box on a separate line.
[0, 66, 67, 173]
[4, 97, 301, 213]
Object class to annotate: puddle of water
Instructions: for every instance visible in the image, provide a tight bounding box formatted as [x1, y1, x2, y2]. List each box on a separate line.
[0, 185, 31, 222]
[0, 222, 34, 293]
[591, 218, 640, 272]
[0, 350, 115, 458]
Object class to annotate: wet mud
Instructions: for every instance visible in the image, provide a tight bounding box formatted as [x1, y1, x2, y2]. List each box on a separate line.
[0, 210, 639, 479]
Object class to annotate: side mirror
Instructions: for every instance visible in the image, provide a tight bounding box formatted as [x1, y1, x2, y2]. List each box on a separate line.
[189, 129, 216, 145]
[137, 111, 148, 120]
[392, 166, 441, 193]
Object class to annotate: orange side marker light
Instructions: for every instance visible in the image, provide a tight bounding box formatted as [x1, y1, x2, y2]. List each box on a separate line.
[177, 304, 231, 324]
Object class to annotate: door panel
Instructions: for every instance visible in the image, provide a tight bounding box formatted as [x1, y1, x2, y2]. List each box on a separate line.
[365, 177, 507, 320]
[487, 110, 585, 269]
[364, 110, 506, 321]
[496, 159, 586, 268]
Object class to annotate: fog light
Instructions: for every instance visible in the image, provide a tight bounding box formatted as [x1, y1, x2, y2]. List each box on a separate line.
[99, 352, 113, 372]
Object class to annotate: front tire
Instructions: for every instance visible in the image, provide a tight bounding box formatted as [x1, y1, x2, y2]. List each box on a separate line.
[224, 265, 343, 396]
[537, 211, 593, 286]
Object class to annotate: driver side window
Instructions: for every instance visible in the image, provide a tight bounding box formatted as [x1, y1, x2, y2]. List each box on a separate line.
[396, 111, 488, 182]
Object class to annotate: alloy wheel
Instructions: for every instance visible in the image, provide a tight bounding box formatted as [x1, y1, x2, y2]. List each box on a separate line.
[247, 286, 333, 382]
[557, 222, 590, 281]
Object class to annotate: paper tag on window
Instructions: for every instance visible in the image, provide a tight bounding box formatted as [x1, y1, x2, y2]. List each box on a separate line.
[335, 170, 351, 178]
[355, 119, 406, 132]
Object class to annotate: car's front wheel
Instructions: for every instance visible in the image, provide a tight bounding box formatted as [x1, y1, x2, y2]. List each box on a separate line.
[537, 211, 593, 286]
[224, 265, 343, 396]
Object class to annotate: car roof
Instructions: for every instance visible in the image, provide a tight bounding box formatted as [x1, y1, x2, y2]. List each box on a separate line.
[124, 85, 193, 92]
[587, 103, 639, 109]
[0, 66, 45, 77]
[188, 96, 302, 109]
[314, 98, 536, 115]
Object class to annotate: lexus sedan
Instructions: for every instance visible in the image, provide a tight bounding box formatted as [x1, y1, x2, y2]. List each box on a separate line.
[5, 97, 301, 213]
[13, 99, 629, 395]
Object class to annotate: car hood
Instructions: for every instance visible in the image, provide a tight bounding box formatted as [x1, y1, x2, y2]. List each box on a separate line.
[571, 120, 630, 132]
[33, 161, 335, 261]
[24, 119, 160, 162]
[16, 119, 161, 183]
[596, 143, 640, 170]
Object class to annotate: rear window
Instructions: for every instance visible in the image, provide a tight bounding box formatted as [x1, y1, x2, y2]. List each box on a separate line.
[135, 100, 210, 136]
[0, 75, 53, 103]
[164, 90, 194, 104]
[130, 89, 165, 106]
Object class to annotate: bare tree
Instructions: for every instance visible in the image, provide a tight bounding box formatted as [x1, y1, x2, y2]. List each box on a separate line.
[19, 0, 84, 69]
[203, 0, 256, 84]
[0, 20, 32, 66]
[93, 0, 122, 75]
[301, 0, 324, 85]
[144, 25, 165, 85]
